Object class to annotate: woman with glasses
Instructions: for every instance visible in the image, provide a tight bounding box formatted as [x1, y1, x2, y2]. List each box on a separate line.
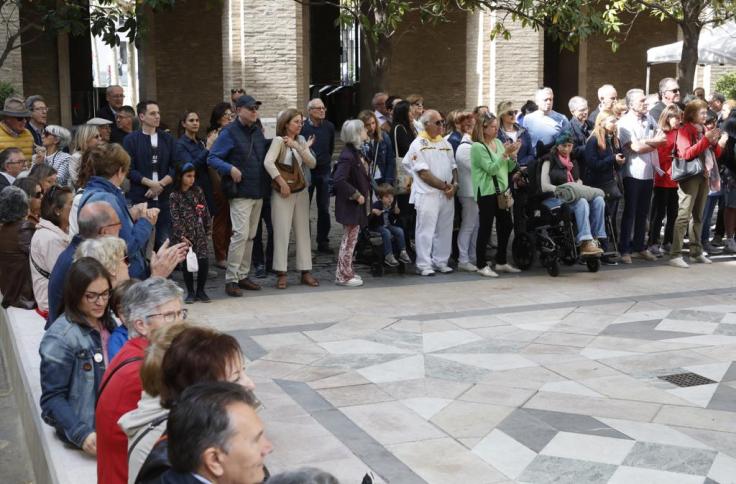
[207, 102, 236, 269]
[30, 185, 73, 318]
[39, 125, 73, 186]
[39, 257, 116, 455]
[13, 176, 44, 224]
[0, 186, 36, 309]
[69, 124, 102, 189]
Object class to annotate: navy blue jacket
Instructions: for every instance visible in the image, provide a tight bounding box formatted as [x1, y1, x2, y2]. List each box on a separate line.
[364, 132, 396, 186]
[123, 130, 178, 204]
[497, 126, 535, 167]
[207, 119, 269, 200]
[47, 235, 82, 327]
[300, 118, 335, 174]
[176, 135, 215, 213]
[583, 135, 622, 187]
[447, 131, 463, 155]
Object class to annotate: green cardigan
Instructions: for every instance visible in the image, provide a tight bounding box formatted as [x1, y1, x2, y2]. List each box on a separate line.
[470, 139, 517, 201]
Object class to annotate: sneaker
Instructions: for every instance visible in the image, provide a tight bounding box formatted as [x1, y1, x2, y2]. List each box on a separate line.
[691, 254, 712, 264]
[711, 235, 725, 247]
[196, 291, 211, 303]
[669, 256, 690, 268]
[725, 239, 736, 253]
[662, 243, 672, 253]
[495, 263, 521, 273]
[580, 240, 604, 256]
[631, 249, 657, 261]
[703, 243, 723, 255]
[434, 264, 454, 273]
[185, 293, 195, 304]
[457, 261, 479, 272]
[601, 255, 619, 266]
[620, 254, 632, 264]
[384, 254, 399, 267]
[416, 268, 435, 276]
[478, 265, 499, 277]
[648, 244, 663, 257]
[398, 250, 412, 264]
[336, 277, 364, 287]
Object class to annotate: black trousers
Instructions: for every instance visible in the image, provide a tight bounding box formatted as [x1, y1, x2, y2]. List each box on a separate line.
[648, 186, 678, 246]
[182, 258, 209, 295]
[476, 193, 513, 268]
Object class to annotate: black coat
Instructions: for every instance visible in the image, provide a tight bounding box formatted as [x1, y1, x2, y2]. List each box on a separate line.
[333, 145, 371, 226]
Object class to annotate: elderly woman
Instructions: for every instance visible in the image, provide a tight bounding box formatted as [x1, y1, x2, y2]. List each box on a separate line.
[0, 186, 36, 309]
[358, 110, 395, 186]
[42, 125, 73, 186]
[75, 236, 130, 287]
[265, 108, 318, 289]
[541, 132, 606, 257]
[39, 257, 116, 454]
[30, 186, 73, 317]
[669, 99, 723, 268]
[69, 124, 102, 189]
[333, 119, 371, 287]
[122, 325, 257, 482]
[13, 177, 43, 224]
[454, 112, 479, 271]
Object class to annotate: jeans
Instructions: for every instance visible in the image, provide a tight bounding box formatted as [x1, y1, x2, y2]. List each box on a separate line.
[620, 177, 653, 254]
[309, 169, 331, 247]
[649, 186, 678, 246]
[701, 192, 723, 243]
[476, 193, 513, 268]
[252, 197, 274, 270]
[378, 225, 406, 256]
[570, 197, 606, 243]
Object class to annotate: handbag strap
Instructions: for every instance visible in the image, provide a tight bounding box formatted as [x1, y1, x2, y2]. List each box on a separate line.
[393, 125, 405, 158]
[481, 142, 502, 195]
[31, 255, 51, 279]
[670, 129, 679, 159]
[128, 413, 169, 461]
[96, 356, 143, 408]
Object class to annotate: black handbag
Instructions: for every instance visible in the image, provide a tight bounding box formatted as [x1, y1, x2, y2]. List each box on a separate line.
[671, 130, 704, 182]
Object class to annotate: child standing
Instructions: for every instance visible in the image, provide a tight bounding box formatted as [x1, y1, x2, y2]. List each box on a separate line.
[170, 163, 212, 303]
[370, 183, 412, 266]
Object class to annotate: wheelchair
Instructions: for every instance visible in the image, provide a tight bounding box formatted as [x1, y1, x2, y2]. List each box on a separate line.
[353, 226, 408, 277]
[511, 191, 618, 277]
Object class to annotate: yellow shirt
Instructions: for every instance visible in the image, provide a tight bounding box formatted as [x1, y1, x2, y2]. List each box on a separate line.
[0, 122, 34, 159]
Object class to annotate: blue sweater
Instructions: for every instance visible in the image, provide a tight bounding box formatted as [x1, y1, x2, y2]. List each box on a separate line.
[301, 118, 335, 173]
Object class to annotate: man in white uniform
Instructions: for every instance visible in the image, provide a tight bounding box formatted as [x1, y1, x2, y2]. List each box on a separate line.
[403, 109, 458, 276]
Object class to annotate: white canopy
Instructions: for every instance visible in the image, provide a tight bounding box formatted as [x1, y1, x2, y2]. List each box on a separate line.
[647, 22, 736, 65]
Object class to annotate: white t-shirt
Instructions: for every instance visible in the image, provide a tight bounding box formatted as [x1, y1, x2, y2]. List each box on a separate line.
[618, 112, 658, 180]
[149, 132, 159, 199]
[403, 132, 456, 203]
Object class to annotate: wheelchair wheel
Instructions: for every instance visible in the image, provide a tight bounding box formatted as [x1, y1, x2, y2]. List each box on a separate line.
[585, 258, 600, 273]
[512, 232, 535, 270]
[546, 258, 560, 277]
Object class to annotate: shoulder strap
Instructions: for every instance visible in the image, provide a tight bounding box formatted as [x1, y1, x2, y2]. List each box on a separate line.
[96, 356, 144, 408]
[671, 129, 679, 158]
[481, 142, 502, 195]
[393, 126, 401, 158]
[127, 413, 169, 461]
[30, 255, 50, 279]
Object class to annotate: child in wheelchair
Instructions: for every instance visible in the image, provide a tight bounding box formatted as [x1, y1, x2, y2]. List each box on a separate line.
[370, 183, 413, 267]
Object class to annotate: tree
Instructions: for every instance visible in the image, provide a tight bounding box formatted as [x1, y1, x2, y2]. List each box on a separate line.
[0, 0, 175, 72]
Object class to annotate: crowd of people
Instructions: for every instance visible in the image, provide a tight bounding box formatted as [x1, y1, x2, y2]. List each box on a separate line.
[0, 76, 734, 483]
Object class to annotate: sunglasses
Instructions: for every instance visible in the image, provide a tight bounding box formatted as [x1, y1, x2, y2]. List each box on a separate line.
[505, 110, 519, 117]
[246, 106, 259, 112]
[427, 120, 445, 127]
[122, 255, 130, 266]
[33, 191, 43, 199]
[231, 88, 245, 94]
[667, 88, 680, 93]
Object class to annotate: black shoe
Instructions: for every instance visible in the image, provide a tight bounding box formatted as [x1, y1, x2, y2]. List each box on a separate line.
[254, 264, 267, 279]
[601, 255, 619, 266]
[317, 245, 334, 254]
[196, 291, 211, 303]
[185, 293, 196, 304]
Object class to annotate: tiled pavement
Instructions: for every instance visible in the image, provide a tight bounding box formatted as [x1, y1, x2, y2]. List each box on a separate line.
[184, 256, 736, 484]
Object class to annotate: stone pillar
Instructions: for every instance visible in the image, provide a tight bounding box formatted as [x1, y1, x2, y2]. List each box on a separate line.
[222, 0, 310, 118]
[0, 1, 24, 94]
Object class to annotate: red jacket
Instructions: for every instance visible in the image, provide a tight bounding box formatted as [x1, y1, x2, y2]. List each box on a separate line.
[676, 123, 722, 162]
[96, 337, 149, 484]
[655, 130, 679, 188]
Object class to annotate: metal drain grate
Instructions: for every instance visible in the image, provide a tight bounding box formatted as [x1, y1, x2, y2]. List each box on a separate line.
[658, 372, 716, 387]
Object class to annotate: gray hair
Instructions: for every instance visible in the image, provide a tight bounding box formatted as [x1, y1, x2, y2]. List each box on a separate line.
[266, 468, 340, 484]
[307, 98, 324, 110]
[0, 147, 22, 171]
[625, 88, 645, 108]
[711, 92, 726, 104]
[568, 96, 588, 114]
[340, 119, 365, 147]
[371, 92, 388, 109]
[658, 77, 678, 97]
[535, 87, 554, 104]
[597, 84, 616, 100]
[25, 95, 45, 111]
[121, 277, 184, 334]
[74, 236, 126, 275]
[44, 125, 72, 149]
[106, 85, 123, 95]
[419, 109, 440, 126]
[78, 201, 117, 239]
[0, 186, 29, 224]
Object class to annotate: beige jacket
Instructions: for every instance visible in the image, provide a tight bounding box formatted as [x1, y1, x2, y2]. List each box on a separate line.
[30, 218, 70, 312]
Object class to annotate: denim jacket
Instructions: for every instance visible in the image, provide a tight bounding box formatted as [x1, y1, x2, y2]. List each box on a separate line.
[39, 314, 107, 448]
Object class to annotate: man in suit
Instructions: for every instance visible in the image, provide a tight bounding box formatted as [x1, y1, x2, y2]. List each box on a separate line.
[99, 85, 126, 143]
[0, 148, 26, 189]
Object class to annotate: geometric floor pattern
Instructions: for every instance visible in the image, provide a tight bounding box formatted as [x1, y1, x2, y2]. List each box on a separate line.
[183, 261, 736, 484]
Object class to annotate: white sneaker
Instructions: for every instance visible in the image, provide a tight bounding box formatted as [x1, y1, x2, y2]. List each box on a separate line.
[726, 239, 736, 253]
[435, 264, 454, 273]
[398, 250, 412, 264]
[416, 268, 435, 276]
[457, 262, 479, 272]
[691, 254, 712, 264]
[336, 276, 364, 287]
[478, 266, 499, 278]
[669, 257, 690, 269]
[495, 263, 521, 273]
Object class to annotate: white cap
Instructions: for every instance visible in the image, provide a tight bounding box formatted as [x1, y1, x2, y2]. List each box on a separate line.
[86, 117, 113, 126]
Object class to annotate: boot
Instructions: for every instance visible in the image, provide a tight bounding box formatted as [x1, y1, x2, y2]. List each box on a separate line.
[196, 258, 210, 302]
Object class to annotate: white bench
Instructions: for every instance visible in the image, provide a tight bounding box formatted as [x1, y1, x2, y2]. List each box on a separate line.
[0, 306, 97, 484]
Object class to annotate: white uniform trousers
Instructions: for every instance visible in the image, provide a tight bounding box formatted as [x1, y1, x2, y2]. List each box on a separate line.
[413, 191, 454, 271]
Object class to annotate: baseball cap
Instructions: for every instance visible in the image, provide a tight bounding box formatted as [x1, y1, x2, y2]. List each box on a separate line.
[235, 95, 262, 109]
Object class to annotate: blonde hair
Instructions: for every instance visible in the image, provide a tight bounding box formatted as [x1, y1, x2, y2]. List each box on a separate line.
[471, 113, 497, 143]
[657, 104, 683, 132]
[140, 322, 193, 397]
[591, 111, 620, 152]
[71, 124, 100, 153]
[74, 236, 126, 275]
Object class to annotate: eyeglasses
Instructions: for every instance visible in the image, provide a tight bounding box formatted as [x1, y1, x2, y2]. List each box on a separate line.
[33, 190, 43, 199]
[33, 107, 49, 113]
[427, 120, 445, 127]
[13, 117, 26, 122]
[505, 110, 519, 117]
[412, 103, 424, 108]
[246, 106, 259, 112]
[145, 308, 188, 323]
[84, 289, 112, 304]
[99, 221, 122, 233]
[310, 106, 326, 111]
[231, 88, 245, 94]
[5, 158, 26, 165]
[667, 88, 680, 93]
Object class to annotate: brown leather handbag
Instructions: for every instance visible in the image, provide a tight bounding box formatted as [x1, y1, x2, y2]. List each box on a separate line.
[271, 141, 306, 193]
